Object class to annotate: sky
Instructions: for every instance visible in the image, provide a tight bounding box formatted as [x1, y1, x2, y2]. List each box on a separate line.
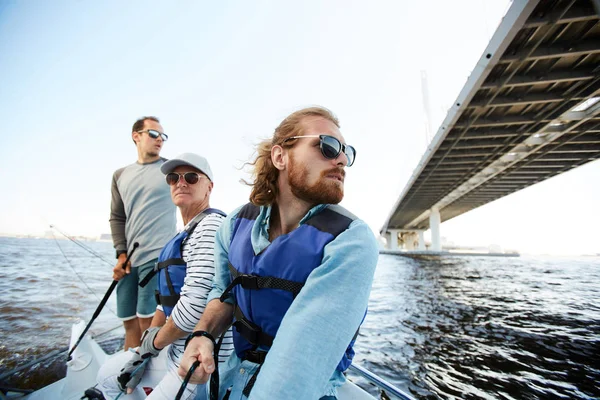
[1, 0, 598, 255]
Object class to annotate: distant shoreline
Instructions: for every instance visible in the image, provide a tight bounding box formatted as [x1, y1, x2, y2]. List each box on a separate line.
[0, 233, 112, 242]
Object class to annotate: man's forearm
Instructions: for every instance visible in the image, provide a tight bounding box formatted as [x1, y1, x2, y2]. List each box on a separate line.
[154, 317, 188, 349]
[177, 300, 232, 385]
[194, 298, 234, 337]
[150, 309, 167, 328]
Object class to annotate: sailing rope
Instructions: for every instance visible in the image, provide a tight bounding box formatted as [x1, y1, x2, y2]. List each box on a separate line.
[51, 230, 118, 317]
[50, 224, 114, 266]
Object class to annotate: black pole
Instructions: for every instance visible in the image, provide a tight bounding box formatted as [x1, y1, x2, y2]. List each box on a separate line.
[66, 242, 139, 361]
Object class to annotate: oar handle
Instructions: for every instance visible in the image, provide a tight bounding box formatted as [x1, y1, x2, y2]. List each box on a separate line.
[67, 242, 139, 361]
[118, 242, 139, 270]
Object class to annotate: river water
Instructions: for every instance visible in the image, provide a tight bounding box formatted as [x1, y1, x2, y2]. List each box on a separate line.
[0, 237, 599, 399]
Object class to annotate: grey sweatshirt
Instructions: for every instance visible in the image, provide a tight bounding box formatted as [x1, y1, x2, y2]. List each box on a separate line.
[109, 158, 177, 267]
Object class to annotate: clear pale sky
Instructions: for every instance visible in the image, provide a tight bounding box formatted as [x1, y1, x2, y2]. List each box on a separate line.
[1, 1, 598, 255]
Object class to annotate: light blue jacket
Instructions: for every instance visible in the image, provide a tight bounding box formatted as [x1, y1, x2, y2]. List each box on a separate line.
[208, 204, 379, 399]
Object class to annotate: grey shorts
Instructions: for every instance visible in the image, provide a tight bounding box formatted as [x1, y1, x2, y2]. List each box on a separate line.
[116, 258, 158, 320]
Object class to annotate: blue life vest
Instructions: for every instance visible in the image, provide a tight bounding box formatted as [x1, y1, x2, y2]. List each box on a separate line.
[221, 203, 361, 373]
[140, 208, 226, 318]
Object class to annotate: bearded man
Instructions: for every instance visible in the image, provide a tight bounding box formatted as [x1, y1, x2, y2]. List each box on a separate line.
[178, 106, 378, 400]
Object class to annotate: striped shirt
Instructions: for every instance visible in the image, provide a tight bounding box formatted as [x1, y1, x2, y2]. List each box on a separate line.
[166, 212, 234, 367]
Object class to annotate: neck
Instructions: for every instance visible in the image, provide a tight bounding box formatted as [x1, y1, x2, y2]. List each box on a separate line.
[180, 200, 210, 226]
[270, 188, 312, 240]
[137, 149, 160, 164]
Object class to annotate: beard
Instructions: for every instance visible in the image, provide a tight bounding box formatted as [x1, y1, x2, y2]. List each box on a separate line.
[288, 154, 344, 205]
[144, 146, 161, 158]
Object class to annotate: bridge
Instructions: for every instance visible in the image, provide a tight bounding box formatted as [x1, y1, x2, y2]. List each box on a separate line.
[381, 0, 600, 252]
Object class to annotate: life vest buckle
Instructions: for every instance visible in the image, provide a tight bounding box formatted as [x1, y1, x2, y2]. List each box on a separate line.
[241, 350, 268, 364]
[238, 274, 260, 290]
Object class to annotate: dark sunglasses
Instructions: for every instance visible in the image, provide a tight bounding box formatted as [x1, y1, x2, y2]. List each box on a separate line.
[138, 129, 168, 141]
[165, 172, 205, 185]
[283, 135, 356, 166]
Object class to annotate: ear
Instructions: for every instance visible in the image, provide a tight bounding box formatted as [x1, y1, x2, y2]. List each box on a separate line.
[207, 181, 214, 195]
[132, 131, 140, 145]
[271, 145, 287, 171]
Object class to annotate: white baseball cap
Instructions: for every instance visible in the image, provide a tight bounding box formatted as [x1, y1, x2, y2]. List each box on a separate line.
[160, 152, 214, 181]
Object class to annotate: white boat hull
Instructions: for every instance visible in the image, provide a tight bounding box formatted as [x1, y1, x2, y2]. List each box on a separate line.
[24, 320, 108, 400]
[20, 321, 375, 399]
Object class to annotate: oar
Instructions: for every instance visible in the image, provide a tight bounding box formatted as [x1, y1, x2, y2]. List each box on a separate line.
[67, 242, 139, 361]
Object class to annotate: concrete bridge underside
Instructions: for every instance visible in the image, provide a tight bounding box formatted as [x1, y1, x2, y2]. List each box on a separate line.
[381, 0, 600, 251]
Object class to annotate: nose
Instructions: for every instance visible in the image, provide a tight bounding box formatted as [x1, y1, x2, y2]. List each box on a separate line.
[335, 149, 349, 167]
[176, 175, 187, 187]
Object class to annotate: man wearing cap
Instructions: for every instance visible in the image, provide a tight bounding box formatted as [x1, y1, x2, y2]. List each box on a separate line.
[110, 116, 177, 351]
[98, 153, 234, 400]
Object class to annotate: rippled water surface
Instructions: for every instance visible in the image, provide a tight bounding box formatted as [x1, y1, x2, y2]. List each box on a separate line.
[0, 237, 122, 390]
[1, 238, 599, 399]
[353, 254, 600, 399]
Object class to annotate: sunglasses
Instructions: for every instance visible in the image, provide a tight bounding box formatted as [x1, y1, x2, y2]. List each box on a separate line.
[165, 172, 205, 185]
[138, 129, 168, 141]
[283, 135, 356, 166]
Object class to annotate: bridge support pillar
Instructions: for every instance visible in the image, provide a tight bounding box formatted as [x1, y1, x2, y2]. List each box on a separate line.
[384, 229, 426, 251]
[429, 207, 441, 251]
[401, 231, 419, 250]
[388, 229, 400, 250]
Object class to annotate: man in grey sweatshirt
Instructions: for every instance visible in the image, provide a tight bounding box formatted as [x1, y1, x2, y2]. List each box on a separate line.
[110, 116, 177, 350]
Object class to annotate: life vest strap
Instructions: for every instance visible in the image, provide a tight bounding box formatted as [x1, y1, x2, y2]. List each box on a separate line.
[233, 307, 274, 348]
[156, 257, 186, 269]
[139, 257, 185, 288]
[242, 363, 263, 398]
[219, 263, 304, 302]
[139, 268, 157, 288]
[156, 291, 180, 308]
[239, 350, 268, 398]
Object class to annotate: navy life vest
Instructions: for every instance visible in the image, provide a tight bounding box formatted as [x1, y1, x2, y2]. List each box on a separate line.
[139, 208, 226, 318]
[220, 203, 362, 374]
